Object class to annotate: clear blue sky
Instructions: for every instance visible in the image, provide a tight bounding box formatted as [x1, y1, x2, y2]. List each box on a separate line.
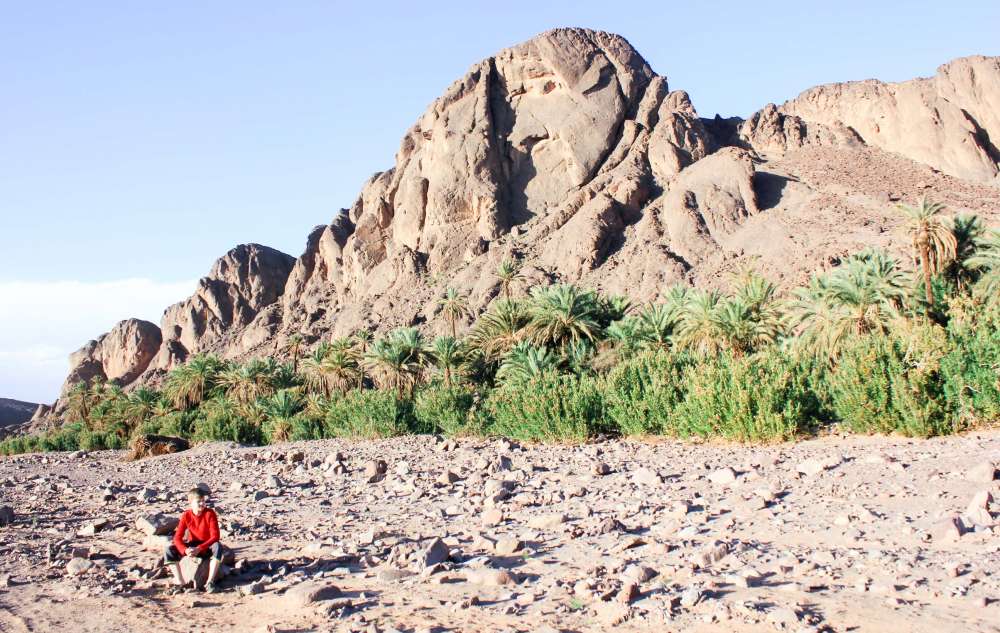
[1, 0, 998, 402]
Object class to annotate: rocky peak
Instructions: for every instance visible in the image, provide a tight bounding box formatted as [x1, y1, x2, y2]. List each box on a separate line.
[60, 318, 162, 397]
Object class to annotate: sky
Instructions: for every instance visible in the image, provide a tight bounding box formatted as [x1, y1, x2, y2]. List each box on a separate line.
[2, 1, 998, 403]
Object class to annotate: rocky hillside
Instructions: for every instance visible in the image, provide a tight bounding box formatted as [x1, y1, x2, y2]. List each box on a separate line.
[0, 398, 41, 436]
[51, 28, 1000, 407]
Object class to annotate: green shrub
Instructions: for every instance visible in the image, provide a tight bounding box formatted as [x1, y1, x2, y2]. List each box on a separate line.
[289, 414, 325, 441]
[603, 350, 691, 435]
[829, 327, 951, 437]
[672, 349, 817, 442]
[483, 372, 604, 442]
[194, 411, 264, 445]
[413, 385, 479, 436]
[941, 299, 1000, 426]
[324, 390, 418, 438]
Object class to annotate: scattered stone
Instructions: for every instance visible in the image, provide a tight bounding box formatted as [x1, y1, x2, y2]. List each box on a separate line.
[135, 513, 179, 536]
[494, 537, 524, 555]
[528, 513, 566, 530]
[680, 586, 703, 607]
[593, 462, 611, 476]
[77, 519, 109, 537]
[420, 538, 451, 568]
[708, 467, 738, 486]
[66, 557, 94, 575]
[0, 506, 13, 526]
[964, 490, 994, 526]
[632, 467, 661, 486]
[936, 515, 968, 542]
[284, 581, 341, 608]
[967, 461, 997, 483]
[481, 508, 504, 526]
[465, 568, 514, 586]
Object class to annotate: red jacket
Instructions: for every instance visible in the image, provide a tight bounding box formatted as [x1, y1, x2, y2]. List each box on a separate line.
[172, 508, 220, 555]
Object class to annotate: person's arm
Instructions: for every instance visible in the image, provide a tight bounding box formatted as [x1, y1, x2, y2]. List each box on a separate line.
[197, 510, 221, 552]
[172, 512, 189, 556]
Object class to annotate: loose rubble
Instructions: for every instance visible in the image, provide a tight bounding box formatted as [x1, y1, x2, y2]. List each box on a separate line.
[0, 432, 998, 632]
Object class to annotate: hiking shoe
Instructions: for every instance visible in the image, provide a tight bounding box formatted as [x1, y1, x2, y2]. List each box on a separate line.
[166, 584, 187, 596]
[204, 581, 218, 594]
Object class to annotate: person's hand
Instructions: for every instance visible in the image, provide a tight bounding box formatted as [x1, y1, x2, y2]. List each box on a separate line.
[186, 547, 200, 558]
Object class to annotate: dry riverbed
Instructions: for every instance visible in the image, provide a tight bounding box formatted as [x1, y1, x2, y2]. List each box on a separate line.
[0, 432, 998, 632]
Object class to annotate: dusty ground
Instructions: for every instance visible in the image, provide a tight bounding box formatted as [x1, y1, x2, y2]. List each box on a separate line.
[0, 432, 998, 633]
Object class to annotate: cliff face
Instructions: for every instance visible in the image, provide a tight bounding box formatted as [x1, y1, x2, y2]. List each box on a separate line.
[52, 29, 1000, 404]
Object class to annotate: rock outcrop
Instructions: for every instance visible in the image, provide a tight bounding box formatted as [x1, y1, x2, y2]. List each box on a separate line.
[152, 244, 296, 370]
[61, 319, 162, 396]
[46, 29, 1000, 407]
[780, 56, 1000, 183]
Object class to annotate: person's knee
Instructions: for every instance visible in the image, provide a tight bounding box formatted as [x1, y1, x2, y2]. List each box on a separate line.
[209, 542, 223, 561]
[164, 545, 181, 563]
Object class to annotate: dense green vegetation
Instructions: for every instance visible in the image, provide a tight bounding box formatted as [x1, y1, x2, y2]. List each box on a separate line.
[4, 201, 999, 454]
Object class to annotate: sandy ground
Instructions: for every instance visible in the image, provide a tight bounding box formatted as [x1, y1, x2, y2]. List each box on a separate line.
[0, 431, 998, 633]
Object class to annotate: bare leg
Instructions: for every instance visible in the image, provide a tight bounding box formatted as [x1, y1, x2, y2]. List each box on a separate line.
[167, 562, 185, 586]
[207, 559, 221, 584]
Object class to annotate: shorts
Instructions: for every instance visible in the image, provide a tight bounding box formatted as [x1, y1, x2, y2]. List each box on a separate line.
[164, 541, 222, 563]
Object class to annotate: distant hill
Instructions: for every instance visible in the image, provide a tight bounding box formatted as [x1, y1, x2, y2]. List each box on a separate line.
[0, 398, 40, 432]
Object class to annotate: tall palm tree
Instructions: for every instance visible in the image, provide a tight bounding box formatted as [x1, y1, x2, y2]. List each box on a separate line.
[496, 342, 559, 384]
[789, 275, 854, 358]
[286, 334, 305, 373]
[162, 354, 225, 410]
[438, 288, 470, 337]
[429, 335, 466, 387]
[636, 302, 682, 350]
[467, 299, 530, 362]
[898, 197, 957, 303]
[524, 284, 602, 348]
[496, 259, 523, 300]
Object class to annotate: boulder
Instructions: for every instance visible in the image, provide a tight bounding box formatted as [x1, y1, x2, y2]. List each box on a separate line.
[283, 581, 341, 608]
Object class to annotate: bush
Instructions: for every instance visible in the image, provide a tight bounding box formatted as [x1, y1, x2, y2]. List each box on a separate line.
[194, 410, 264, 445]
[941, 299, 1000, 426]
[413, 385, 479, 436]
[828, 327, 952, 437]
[603, 350, 691, 435]
[483, 372, 604, 442]
[672, 349, 818, 442]
[324, 390, 418, 438]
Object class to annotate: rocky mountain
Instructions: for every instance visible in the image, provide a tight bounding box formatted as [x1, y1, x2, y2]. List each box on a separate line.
[50, 28, 1000, 409]
[0, 398, 42, 437]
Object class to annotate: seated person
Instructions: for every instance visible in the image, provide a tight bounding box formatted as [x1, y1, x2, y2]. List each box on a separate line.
[164, 487, 222, 594]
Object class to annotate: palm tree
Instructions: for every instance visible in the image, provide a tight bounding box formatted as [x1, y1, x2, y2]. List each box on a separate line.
[218, 359, 276, 405]
[898, 197, 957, 303]
[352, 330, 373, 388]
[467, 299, 531, 362]
[364, 328, 428, 395]
[826, 250, 907, 334]
[605, 317, 643, 357]
[66, 380, 99, 426]
[286, 334, 305, 373]
[496, 259, 523, 300]
[496, 342, 559, 384]
[716, 271, 785, 355]
[598, 295, 633, 326]
[301, 344, 360, 396]
[261, 389, 303, 443]
[122, 387, 161, 435]
[675, 289, 725, 354]
[438, 288, 470, 337]
[789, 275, 853, 358]
[429, 336, 466, 387]
[162, 354, 225, 410]
[948, 214, 985, 290]
[524, 284, 602, 348]
[636, 302, 682, 350]
[967, 228, 1000, 298]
